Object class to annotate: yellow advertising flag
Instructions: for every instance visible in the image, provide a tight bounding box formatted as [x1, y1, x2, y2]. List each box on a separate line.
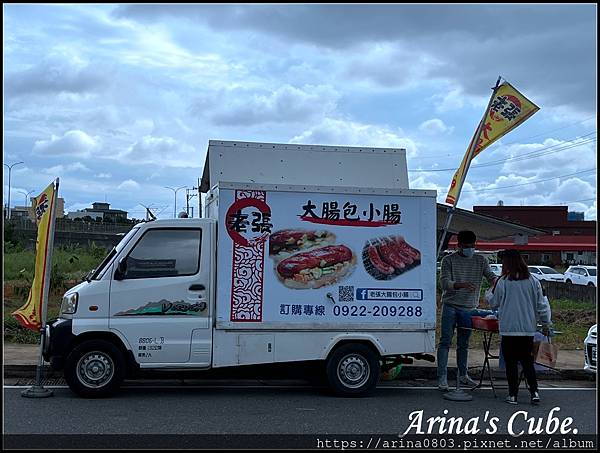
[445, 81, 540, 205]
[12, 181, 58, 331]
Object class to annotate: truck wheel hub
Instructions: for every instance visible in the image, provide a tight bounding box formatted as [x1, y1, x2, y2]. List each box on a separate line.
[77, 352, 114, 388]
[338, 355, 369, 388]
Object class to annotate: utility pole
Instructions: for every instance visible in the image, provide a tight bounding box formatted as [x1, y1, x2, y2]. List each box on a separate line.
[197, 177, 202, 218]
[164, 186, 187, 218]
[4, 161, 24, 219]
[186, 185, 199, 218]
[138, 204, 157, 221]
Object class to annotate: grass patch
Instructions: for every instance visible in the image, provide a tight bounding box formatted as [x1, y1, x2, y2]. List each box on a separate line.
[550, 298, 596, 311]
[3, 243, 107, 282]
[551, 322, 591, 349]
[3, 243, 104, 344]
[3, 296, 62, 344]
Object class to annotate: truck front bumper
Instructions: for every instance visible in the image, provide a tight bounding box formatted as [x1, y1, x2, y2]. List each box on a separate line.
[43, 318, 75, 371]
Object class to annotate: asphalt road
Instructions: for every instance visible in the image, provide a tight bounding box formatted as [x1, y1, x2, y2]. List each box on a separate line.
[4, 381, 596, 440]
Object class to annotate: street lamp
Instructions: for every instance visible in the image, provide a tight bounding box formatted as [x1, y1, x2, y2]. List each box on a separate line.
[18, 190, 35, 220]
[3, 161, 24, 219]
[164, 186, 187, 218]
[18, 189, 35, 207]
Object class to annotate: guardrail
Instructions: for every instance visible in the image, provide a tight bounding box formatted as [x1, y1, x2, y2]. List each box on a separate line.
[6, 218, 137, 234]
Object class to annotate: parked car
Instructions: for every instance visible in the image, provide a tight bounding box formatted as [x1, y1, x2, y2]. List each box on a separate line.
[527, 265, 565, 282]
[564, 265, 597, 287]
[489, 263, 502, 277]
[584, 324, 597, 373]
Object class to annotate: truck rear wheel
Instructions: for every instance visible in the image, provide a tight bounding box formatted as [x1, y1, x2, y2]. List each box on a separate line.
[326, 343, 379, 397]
[65, 339, 125, 398]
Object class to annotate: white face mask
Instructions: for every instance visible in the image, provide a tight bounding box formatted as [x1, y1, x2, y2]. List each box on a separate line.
[462, 248, 475, 258]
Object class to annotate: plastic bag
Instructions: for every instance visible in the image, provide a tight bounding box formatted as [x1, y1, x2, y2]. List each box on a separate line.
[534, 336, 558, 368]
[484, 287, 494, 305]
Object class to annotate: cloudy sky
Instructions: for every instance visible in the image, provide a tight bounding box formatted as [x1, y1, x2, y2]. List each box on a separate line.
[4, 4, 597, 220]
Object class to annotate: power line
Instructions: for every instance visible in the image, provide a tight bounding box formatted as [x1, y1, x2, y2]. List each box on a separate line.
[556, 198, 597, 205]
[468, 137, 596, 169]
[414, 116, 596, 161]
[410, 134, 596, 172]
[489, 115, 596, 146]
[461, 168, 596, 193]
[411, 133, 596, 171]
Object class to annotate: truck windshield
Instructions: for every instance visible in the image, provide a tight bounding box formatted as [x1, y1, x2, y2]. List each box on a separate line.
[89, 226, 140, 280]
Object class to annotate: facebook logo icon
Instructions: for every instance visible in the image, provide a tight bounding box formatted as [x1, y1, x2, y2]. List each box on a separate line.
[357, 289, 370, 300]
[356, 288, 423, 301]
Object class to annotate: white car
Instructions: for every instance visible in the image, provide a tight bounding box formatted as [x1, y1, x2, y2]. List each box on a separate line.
[527, 265, 566, 282]
[584, 324, 596, 373]
[489, 263, 502, 276]
[564, 266, 597, 287]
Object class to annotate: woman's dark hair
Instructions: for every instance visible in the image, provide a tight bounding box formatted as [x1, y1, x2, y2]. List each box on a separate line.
[500, 249, 530, 281]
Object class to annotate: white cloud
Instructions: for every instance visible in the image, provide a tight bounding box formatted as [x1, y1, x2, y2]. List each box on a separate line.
[344, 43, 442, 88]
[33, 130, 100, 157]
[290, 118, 419, 158]
[117, 179, 141, 191]
[95, 173, 112, 179]
[418, 118, 453, 135]
[408, 175, 442, 193]
[430, 87, 487, 114]
[500, 137, 597, 177]
[550, 177, 596, 205]
[122, 136, 201, 168]
[44, 162, 91, 175]
[203, 84, 339, 126]
[584, 201, 596, 220]
[5, 51, 106, 97]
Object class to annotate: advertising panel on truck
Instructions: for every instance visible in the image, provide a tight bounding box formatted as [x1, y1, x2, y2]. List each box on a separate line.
[216, 186, 436, 329]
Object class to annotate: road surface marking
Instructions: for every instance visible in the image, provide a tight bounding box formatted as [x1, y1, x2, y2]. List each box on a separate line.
[3, 385, 596, 390]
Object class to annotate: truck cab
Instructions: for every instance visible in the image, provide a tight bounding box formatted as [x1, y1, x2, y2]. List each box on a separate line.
[45, 219, 217, 394]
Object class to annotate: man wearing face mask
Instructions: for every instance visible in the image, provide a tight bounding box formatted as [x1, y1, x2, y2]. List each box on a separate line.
[437, 230, 497, 391]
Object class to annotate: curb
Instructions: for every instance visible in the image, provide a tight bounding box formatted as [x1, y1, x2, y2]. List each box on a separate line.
[4, 364, 595, 381]
[397, 365, 595, 381]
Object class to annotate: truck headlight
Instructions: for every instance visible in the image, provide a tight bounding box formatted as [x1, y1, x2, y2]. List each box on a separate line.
[61, 293, 78, 314]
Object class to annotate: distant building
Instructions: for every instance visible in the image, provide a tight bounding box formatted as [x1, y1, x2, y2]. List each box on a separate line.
[568, 211, 585, 221]
[7, 197, 65, 221]
[472, 205, 595, 236]
[448, 205, 597, 266]
[10, 206, 32, 220]
[66, 202, 128, 222]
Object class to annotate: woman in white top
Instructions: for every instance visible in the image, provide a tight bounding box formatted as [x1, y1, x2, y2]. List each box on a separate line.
[489, 249, 552, 405]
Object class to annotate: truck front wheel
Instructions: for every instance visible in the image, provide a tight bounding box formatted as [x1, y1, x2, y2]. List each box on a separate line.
[326, 343, 380, 397]
[65, 339, 125, 398]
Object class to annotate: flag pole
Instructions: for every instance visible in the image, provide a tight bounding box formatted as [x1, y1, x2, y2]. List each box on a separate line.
[22, 178, 59, 398]
[436, 77, 503, 258]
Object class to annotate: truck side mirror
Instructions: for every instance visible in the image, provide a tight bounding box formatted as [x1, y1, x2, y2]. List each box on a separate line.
[114, 258, 127, 281]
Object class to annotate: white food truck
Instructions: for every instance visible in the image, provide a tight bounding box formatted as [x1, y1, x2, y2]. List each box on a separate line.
[44, 141, 437, 397]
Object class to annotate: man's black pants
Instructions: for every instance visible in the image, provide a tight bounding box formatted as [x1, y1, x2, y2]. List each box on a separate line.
[501, 335, 538, 397]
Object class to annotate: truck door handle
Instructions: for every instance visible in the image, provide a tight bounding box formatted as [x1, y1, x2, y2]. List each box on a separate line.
[189, 284, 205, 291]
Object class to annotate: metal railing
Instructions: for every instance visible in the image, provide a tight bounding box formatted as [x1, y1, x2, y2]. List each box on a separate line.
[6, 218, 138, 234]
